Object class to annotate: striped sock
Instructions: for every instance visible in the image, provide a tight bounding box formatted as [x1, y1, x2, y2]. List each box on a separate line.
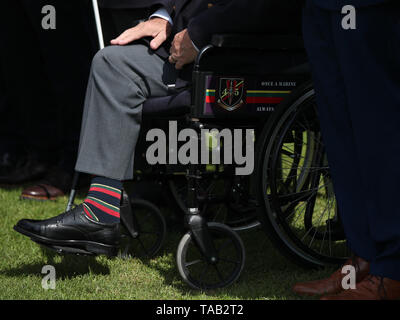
[83, 177, 122, 224]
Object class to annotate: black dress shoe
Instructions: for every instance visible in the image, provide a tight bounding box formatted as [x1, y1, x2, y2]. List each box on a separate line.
[14, 205, 120, 256]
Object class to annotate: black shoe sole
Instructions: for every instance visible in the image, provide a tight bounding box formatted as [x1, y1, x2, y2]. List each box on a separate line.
[13, 225, 119, 257]
[32, 240, 98, 256]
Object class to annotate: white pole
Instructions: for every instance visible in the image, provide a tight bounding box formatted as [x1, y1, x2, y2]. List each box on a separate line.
[92, 0, 105, 50]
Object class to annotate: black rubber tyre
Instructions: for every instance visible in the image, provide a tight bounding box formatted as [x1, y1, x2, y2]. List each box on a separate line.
[119, 198, 167, 259]
[256, 82, 349, 268]
[176, 222, 245, 290]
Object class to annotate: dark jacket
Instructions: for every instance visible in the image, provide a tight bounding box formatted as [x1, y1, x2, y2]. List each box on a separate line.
[98, 0, 166, 9]
[161, 0, 302, 49]
[98, 1, 302, 84]
[99, 0, 301, 50]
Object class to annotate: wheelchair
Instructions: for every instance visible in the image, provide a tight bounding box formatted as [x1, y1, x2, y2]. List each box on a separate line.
[64, 33, 349, 290]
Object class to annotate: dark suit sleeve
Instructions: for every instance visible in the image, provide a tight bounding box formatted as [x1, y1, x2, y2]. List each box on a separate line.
[163, 0, 175, 15]
[188, 0, 303, 49]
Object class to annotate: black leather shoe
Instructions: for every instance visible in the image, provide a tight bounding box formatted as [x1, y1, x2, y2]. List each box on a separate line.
[14, 205, 120, 257]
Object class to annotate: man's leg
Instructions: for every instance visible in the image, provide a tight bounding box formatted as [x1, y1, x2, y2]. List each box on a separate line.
[292, 1, 374, 297]
[76, 44, 177, 180]
[298, 0, 400, 300]
[18, 0, 96, 200]
[0, 0, 57, 183]
[14, 44, 177, 255]
[302, 1, 376, 261]
[329, 1, 400, 284]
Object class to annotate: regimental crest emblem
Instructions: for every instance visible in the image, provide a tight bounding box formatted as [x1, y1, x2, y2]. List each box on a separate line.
[217, 78, 245, 111]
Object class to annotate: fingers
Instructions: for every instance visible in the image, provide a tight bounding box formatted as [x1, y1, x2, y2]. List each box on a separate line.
[169, 54, 184, 70]
[110, 25, 144, 46]
[168, 55, 177, 64]
[111, 19, 170, 47]
[150, 32, 167, 50]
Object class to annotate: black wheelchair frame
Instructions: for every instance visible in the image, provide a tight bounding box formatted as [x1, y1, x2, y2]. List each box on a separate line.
[63, 33, 348, 290]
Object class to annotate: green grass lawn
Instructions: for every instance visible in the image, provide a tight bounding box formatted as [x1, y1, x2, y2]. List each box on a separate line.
[0, 185, 334, 300]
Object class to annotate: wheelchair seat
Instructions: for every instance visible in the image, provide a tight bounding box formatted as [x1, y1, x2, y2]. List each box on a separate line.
[142, 89, 191, 117]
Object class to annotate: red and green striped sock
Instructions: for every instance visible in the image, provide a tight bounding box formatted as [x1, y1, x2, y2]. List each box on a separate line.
[83, 177, 122, 224]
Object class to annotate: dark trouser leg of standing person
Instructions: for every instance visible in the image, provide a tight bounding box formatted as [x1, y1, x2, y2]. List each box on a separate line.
[294, 0, 400, 300]
[19, 0, 97, 199]
[0, 68, 24, 177]
[0, 0, 57, 184]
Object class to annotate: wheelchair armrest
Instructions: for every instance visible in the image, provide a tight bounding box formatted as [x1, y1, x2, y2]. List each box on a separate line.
[210, 34, 304, 51]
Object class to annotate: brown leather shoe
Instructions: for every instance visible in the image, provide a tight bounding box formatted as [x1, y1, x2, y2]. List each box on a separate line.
[21, 183, 65, 201]
[292, 256, 370, 296]
[20, 166, 77, 201]
[321, 275, 400, 300]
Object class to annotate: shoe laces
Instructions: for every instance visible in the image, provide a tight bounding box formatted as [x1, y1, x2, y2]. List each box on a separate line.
[55, 207, 76, 224]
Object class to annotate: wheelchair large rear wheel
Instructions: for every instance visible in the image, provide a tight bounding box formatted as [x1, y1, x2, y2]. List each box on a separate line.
[256, 83, 349, 268]
[176, 222, 245, 290]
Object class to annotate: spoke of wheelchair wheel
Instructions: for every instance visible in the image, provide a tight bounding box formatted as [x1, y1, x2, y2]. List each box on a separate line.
[136, 238, 150, 256]
[287, 186, 320, 227]
[217, 239, 234, 254]
[302, 180, 332, 195]
[185, 259, 203, 268]
[280, 148, 298, 158]
[304, 188, 334, 245]
[206, 181, 217, 193]
[296, 122, 324, 148]
[281, 146, 307, 161]
[279, 159, 329, 171]
[213, 265, 225, 283]
[282, 189, 317, 223]
[278, 154, 329, 173]
[277, 189, 313, 205]
[212, 205, 225, 222]
[319, 222, 327, 254]
[275, 175, 331, 202]
[308, 195, 333, 248]
[277, 166, 328, 184]
[318, 197, 334, 254]
[328, 198, 333, 256]
[292, 133, 322, 151]
[279, 155, 303, 166]
[199, 263, 210, 286]
[278, 159, 329, 174]
[218, 257, 241, 265]
[290, 196, 309, 226]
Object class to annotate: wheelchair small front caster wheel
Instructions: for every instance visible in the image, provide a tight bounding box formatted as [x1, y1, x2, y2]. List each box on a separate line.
[176, 222, 245, 290]
[119, 199, 166, 259]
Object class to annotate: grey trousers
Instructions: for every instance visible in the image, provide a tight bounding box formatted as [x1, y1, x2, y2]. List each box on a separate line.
[75, 44, 177, 180]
